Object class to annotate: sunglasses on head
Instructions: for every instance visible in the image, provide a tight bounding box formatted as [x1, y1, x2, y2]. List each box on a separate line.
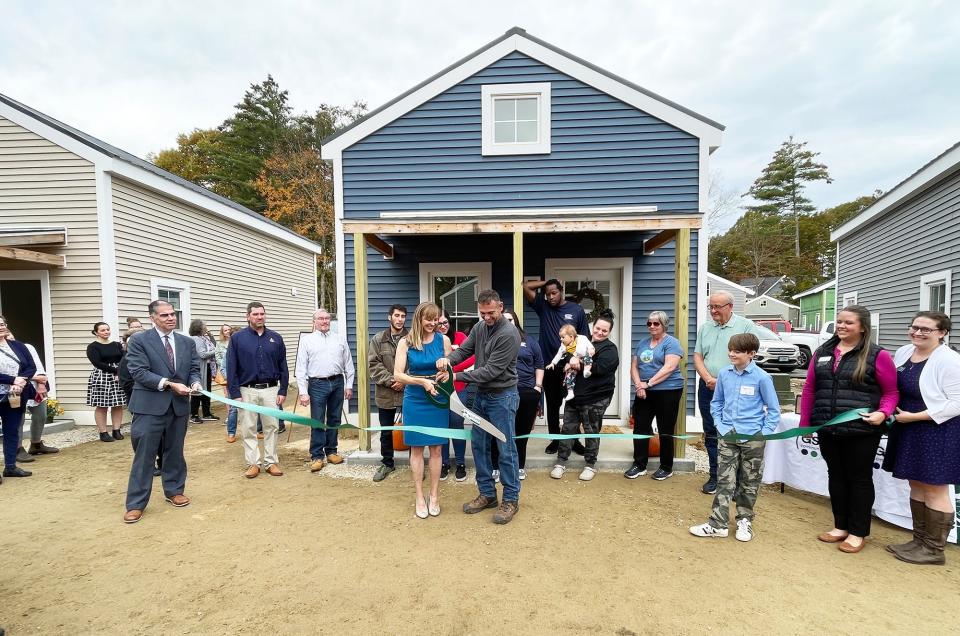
[646, 321, 661, 327]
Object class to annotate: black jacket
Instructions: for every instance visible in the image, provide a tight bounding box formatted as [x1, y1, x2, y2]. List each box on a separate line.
[569, 338, 619, 406]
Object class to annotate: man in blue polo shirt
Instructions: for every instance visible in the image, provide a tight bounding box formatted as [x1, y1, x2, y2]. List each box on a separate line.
[227, 301, 289, 479]
[523, 278, 588, 455]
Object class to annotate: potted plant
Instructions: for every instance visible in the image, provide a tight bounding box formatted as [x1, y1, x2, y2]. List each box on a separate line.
[45, 398, 64, 424]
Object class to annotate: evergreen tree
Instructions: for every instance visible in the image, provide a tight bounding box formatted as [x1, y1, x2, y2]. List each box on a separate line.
[744, 136, 832, 257]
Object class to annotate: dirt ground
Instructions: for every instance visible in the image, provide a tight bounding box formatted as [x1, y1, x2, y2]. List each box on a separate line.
[2, 410, 959, 635]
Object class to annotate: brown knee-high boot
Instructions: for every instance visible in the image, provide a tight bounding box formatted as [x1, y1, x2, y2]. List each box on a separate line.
[887, 498, 926, 556]
[895, 505, 954, 566]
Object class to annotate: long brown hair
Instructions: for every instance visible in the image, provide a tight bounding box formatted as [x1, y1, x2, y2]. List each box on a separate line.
[407, 302, 440, 351]
[838, 305, 873, 384]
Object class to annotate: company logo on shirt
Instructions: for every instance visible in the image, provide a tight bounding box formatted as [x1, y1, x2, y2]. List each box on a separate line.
[639, 348, 654, 364]
[564, 314, 573, 320]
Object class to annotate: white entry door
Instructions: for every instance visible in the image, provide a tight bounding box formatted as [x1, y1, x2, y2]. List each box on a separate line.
[546, 258, 631, 420]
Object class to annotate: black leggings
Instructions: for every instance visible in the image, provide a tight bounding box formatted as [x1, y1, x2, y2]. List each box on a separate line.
[631, 389, 683, 472]
[491, 386, 540, 469]
[190, 366, 213, 417]
[818, 432, 883, 537]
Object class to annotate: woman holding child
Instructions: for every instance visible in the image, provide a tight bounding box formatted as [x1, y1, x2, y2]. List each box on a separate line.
[625, 310, 685, 481]
[882, 311, 960, 565]
[394, 302, 451, 519]
[799, 305, 898, 553]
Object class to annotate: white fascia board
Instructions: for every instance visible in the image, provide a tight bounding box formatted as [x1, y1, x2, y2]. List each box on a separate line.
[831, 144, 960, 242]
[322, 33, 723, 159]
[791, 278, 836, 300]
[706, 272, 756, 296]
[0, 100, 104, 164]
[748, 294, 800, 310]
[106, 161, 323, 255]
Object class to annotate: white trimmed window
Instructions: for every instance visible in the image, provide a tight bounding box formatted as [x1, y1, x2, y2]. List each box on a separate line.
[150, 278, 191, 332]
[481, 83, 551, 156]
[419, 263, 492, 334]
[919, 269, 952, 313]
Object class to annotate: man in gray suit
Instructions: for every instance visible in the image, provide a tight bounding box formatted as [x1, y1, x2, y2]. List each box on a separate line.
[123, 300, 201, 524]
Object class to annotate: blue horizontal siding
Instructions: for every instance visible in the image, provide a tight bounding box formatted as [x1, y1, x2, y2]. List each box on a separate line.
[344, 230, 700, 414]
[341, 51, 699, 219]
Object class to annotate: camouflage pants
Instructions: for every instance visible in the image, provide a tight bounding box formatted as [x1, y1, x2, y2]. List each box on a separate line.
[709, 437, 766, 529]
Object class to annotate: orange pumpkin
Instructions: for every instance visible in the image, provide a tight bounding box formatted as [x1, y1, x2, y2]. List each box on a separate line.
[648, 434, 661, 456]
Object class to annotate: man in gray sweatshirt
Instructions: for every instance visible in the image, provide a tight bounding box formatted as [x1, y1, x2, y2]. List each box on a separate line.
[438, 289, 522, 524]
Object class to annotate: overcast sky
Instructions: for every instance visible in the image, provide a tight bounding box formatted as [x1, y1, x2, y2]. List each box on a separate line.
[3, 1, 958, 231]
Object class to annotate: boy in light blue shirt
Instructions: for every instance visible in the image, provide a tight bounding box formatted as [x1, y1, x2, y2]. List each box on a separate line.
[689, 333, 780, 542]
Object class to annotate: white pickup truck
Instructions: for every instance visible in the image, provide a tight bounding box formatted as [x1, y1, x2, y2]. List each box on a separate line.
[779, 321, 835, 368]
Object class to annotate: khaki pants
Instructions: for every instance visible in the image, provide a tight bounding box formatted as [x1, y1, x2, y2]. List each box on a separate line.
[239, 385, 280, 467]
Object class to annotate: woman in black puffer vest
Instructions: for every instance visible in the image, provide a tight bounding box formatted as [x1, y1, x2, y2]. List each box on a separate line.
[799, 305, 899, 553]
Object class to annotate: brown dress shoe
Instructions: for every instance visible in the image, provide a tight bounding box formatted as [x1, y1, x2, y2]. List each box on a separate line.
[266, 463, 284, 476]
[123, 509, 143, 524]
[463, 494, 498, 514]
[226, 434, 237, 443]
[326, 453, 344, 465]
[165, 494, 191, 507]
[310, 459, 326, 472]
[244, 465, 261, 479]
[817, 532, 848, 543]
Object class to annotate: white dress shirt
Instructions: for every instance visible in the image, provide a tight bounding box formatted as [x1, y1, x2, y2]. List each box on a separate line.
[295, 330, 356, 394]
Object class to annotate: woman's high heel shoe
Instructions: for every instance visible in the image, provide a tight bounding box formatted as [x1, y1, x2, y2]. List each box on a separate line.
[415, 498, 429, 519]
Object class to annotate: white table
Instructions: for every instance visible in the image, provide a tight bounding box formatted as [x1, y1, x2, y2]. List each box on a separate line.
[762, 413, 957, 543]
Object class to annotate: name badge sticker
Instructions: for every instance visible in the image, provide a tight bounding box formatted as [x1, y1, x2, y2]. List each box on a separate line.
[740, 385, 756, 396]
[817, 356, 832, 365]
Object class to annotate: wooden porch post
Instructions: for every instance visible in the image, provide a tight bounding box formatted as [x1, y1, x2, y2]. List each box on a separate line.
[513, 232, 523, 326]
[673, 228, 690, 459]
[353, 233, 371, 451]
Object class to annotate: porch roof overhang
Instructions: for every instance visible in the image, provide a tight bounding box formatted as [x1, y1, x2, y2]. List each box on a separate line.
[0, 227, 67, 267]
[342, 206, 702, 235]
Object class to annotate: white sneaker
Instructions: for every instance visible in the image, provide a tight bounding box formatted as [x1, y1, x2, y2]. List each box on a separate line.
[689, 522, 729, 538]
[492, 469, 500, 483]
[518, 468, 527, 480]
[550, 464, 566, 479]
[579, 466, 597, 481]
[736, 519, 754, 542]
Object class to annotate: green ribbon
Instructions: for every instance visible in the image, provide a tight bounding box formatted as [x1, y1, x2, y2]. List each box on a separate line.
[203, 390, 869, 444]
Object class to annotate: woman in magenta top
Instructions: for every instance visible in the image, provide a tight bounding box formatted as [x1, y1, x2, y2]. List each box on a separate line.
[799, 305, 898, 553]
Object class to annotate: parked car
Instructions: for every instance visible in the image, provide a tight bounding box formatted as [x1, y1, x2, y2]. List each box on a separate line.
[753, 325, 801, 372]
[779, 321, 836, 368]
[755, 319, 793, 333]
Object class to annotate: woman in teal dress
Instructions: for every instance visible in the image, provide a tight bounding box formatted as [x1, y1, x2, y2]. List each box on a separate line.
[394, 302, 452, 519]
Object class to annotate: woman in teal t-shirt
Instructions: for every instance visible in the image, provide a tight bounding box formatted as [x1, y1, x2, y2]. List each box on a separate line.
[625, 310, 685, 480]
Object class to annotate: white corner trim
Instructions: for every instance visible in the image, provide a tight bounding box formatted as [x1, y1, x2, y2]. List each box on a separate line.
[150, 278, 192, 332]
[0, 270, 56, 395]
[832, 144, 960, 242]
[334, 158, 348, 327]
[321, 32, 722, 159]
[480, 82, 551, 156]
[95, 167, 120, 334]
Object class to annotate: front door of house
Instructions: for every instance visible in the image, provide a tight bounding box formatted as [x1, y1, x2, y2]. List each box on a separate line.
[546, 260, 627, 419]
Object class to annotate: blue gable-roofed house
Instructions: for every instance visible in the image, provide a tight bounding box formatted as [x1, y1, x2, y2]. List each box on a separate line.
[321, 28, 724, 457]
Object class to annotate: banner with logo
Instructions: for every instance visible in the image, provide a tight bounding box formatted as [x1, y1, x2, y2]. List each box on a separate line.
[762, 414, 958, 544]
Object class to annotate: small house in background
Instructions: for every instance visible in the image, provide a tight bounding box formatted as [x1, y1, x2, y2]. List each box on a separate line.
[745, 294, 800, 324]
[832, 141, 960, 351]
[321, 27, 725, 445]
[739, 275, 788, 298]
[706, 272, 754, 314]
[0, 93, 322, 424]
[792, 278, 836, 330]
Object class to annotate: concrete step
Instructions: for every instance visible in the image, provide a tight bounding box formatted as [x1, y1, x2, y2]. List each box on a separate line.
[22, 418, 76, 436]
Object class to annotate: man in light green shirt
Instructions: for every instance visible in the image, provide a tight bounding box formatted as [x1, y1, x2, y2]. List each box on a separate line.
[693, 291, 760, 494]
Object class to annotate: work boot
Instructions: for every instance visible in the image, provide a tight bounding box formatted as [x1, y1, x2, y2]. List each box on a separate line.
[16, 447, 34, 463]
[887, 499, 925, 556]
[493, 501, 519, 524]
[462, 494, 498, 514]
[895, 506, 954, 566]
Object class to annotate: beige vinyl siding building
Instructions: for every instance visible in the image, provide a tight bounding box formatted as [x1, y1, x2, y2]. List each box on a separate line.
[0, 94, 323, 424]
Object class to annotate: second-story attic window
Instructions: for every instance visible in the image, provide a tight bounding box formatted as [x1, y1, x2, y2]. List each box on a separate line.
[481, 82, 551, 156]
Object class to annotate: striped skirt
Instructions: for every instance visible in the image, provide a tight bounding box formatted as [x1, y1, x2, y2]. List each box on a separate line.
[86, 368, 127, 408]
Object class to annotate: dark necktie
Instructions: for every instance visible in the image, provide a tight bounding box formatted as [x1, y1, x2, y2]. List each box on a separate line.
[164, 335, 175, 367]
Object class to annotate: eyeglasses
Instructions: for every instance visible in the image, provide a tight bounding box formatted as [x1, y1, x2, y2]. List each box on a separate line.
[908, 325, 939, 335]
[438, 321, 449, 326]
[706, 303, 732, 311]
[646, 321, 661, 327]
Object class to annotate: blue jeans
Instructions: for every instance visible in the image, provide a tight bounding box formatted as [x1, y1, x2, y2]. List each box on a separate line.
[226, 406, 238, 436]
[309, 376, 344, 459]
[1, 399, 25, 468]
[441, 386, 472, 466]
[698, 379, 718, 480]
[471, 388, 520, 502]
